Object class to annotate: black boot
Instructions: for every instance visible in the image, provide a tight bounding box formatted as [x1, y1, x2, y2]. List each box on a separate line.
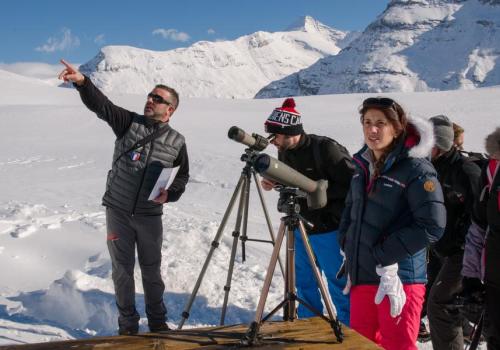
[149, 323, 170, 333]
[417, 320, 431, 342]
[119, 326, 139, 336]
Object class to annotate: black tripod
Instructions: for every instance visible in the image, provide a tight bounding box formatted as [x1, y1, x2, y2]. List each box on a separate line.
[178, 148, 285, 329]
[242, 187, 343, 345]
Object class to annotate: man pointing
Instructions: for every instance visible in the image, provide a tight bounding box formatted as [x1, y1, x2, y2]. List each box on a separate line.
[59, 60, 189, 335]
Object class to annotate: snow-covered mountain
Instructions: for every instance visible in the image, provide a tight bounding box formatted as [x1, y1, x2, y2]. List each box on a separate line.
[80, 16, 356, 99]
[256, 0, 500, 98]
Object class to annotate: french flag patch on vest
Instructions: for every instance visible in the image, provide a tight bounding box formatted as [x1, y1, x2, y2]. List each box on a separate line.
[130, 151, 141, 161]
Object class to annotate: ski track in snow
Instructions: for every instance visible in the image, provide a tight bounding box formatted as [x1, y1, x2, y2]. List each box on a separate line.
[0, 202, 105, 239]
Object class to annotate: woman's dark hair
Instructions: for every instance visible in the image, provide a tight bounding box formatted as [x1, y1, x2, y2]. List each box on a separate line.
[359, 97, 408, 178]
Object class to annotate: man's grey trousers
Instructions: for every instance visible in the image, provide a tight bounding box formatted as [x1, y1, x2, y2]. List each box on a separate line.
[106, 207, 167, 331]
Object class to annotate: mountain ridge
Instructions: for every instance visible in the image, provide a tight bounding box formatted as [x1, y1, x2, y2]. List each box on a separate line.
[80, 16, 356, 99]
[256, 0, 500, 98]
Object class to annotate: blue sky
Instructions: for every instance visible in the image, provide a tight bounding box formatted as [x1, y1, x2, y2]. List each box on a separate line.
[1, 0, 389, 64]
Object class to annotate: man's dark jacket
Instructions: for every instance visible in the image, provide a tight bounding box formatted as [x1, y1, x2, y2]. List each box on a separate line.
[76, 77, 189, 215]
[278, 133, 354, 234]
[431, 148, 482, 257]
[475, 161, 500, 288]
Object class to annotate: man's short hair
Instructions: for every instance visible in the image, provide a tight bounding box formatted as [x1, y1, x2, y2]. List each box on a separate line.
[155, 84, 179, 110]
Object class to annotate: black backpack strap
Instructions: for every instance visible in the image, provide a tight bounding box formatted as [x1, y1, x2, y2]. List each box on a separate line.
[114, 124, 171, 165]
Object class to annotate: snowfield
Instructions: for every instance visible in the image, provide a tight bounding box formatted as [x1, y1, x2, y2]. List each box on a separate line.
[0, 69, 496, 348]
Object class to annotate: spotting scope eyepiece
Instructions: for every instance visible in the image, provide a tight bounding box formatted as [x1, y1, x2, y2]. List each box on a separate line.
[228, 126, 270, 151]
[253, 153, 328, 209]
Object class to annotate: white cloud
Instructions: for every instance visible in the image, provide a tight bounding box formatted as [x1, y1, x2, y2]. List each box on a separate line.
[152, 28, 190, 42]
[35, 28, 80, 53]
[94, 34, 105, 45]
[207, 28, 216, 35]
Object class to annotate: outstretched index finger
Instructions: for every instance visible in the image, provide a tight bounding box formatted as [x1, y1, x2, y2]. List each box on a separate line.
[60, 59, 77, 73]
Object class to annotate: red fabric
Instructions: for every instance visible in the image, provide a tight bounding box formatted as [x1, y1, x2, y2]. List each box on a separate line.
[488, 159, 499, 180]
[350, 284, 425, 350]
[278, 97, 299, 115]
[107, 232, 119, 241]
[404, 123, 420, 149]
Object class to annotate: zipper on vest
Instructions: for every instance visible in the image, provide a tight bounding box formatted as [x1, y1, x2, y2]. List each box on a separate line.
[131, 138, 155, 216]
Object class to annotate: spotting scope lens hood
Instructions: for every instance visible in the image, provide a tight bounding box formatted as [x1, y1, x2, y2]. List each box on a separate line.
[253, 153, 328, 209]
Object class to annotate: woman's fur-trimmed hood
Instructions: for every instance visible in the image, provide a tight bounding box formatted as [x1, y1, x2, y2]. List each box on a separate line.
[405, 115, 435, 159]
[485, 127, 500, 159]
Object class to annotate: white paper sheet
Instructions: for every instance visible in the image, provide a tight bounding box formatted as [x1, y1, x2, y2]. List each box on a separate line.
[148, 166, 180, 201]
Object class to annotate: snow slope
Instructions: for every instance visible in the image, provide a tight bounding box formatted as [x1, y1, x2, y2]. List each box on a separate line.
[0, 72, 496, 348]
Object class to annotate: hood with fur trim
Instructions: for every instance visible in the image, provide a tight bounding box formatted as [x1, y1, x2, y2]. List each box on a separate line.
[485, 127, 500, 159]
[405, 115, 435, 159]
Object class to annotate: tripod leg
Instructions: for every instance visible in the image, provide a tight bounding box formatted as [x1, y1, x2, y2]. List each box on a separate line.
[240, 170, 251, 262]
[253, 221, 286, 323]
[284, 226, 296, 321]
[242, 221, 286, 346]
[177, 175, 245, 329]
[220, 175, 248, 325]
[252, 171, 285, 279]
[298, 221, 343, 342]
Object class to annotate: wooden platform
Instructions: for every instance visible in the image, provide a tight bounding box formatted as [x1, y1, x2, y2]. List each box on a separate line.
[1, 318, 381, 349]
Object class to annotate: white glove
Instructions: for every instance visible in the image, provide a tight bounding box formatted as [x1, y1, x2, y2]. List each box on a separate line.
[337, 250, 351, 295]
[343, 274, 352, 295]
[374, 263, 406, 318]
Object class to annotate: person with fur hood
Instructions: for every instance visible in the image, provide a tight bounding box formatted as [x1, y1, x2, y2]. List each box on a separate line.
[338, 97, 446, 350]
[461, 127, 500, 350]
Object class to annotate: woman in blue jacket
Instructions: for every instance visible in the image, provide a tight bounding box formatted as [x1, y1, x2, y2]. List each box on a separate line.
[339, 97, 446, 350]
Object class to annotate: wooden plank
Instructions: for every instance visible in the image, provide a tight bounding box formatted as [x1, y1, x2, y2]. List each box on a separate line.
[0, 318, 381, 349]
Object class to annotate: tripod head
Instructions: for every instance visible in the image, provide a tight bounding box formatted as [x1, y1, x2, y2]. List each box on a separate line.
[276, 186, 305, 214]
[276, 186, 314, 229]
[240, 148, 261, 168]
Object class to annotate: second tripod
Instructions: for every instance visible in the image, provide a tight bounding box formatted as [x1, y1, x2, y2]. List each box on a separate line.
[178, 148, 285, 329]
[242, 187, 344, 345]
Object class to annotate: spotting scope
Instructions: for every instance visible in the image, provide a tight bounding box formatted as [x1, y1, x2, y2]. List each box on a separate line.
[252, 153, 328, 210]
[228, 126, 273, 152]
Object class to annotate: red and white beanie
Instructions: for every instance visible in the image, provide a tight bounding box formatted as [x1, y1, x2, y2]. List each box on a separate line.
[264, 98, 304, 136]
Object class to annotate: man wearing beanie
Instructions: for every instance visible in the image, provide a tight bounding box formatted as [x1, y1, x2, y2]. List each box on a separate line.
[261, 98, 354, 326]
[427, 115, 482, 350]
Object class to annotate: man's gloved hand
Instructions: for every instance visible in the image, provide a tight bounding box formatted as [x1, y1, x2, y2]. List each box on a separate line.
[374, 263, 406, 318]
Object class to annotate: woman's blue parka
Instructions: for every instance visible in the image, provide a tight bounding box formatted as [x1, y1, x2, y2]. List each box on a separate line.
[338, 116, 446, 285]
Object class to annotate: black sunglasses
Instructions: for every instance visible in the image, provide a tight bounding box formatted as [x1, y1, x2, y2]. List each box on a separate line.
[148, 93, 172, 106]
[362, 97, 395, 109]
